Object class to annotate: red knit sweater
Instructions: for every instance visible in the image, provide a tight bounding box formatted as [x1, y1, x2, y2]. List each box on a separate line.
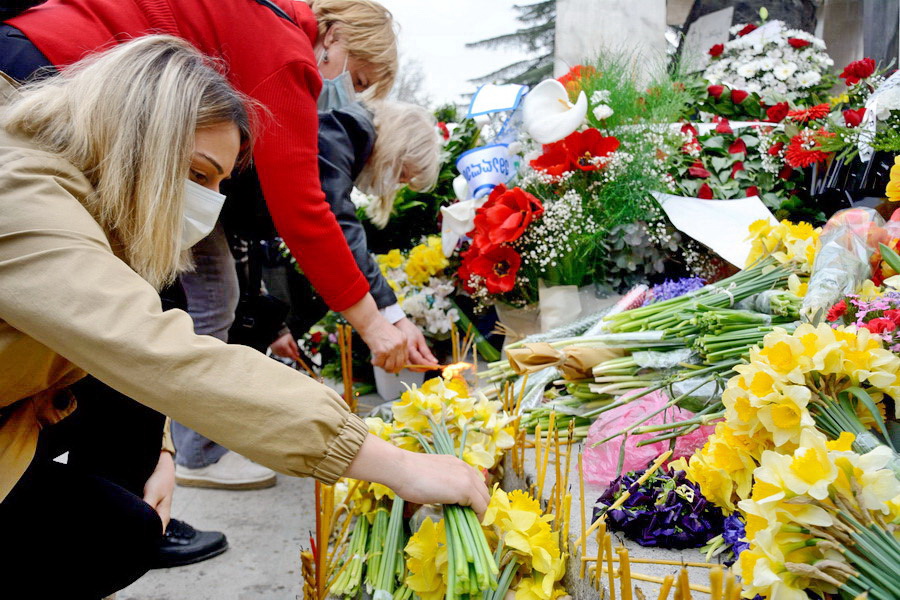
[10, 0, 369, 311]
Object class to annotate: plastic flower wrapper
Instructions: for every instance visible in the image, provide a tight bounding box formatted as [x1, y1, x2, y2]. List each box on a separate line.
[801, 207, 887, 320]
[592, 467, 725, 549]
[482, 486, 566, 600]
[583, 389, 715, 487]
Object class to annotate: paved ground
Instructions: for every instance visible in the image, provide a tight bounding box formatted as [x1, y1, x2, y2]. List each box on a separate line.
[120, 475, 315, 600]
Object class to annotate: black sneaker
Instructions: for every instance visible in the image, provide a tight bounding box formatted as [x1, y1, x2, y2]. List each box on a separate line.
[152, 519, 228, 569]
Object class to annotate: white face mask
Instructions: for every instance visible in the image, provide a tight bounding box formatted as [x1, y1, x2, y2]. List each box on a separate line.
[317, 51, 357, 111]
[182, 179, 226, 249]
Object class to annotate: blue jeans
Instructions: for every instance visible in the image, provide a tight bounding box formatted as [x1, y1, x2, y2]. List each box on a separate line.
[171, 223, 240, 468]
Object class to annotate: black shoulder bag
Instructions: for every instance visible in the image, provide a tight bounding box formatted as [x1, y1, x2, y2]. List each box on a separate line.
[227, 239, 290, 352]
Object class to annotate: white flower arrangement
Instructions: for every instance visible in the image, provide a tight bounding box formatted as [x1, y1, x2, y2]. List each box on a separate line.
[703, 21, 833, 104]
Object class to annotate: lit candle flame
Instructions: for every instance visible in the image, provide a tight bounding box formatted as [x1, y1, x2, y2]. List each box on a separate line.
[442, 361, 473, 380]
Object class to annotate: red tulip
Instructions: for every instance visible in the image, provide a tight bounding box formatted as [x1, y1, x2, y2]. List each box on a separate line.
[728, 138, 747, 154]
[731, 161, 745, 178]
[768, 141, 785, 156]
[698, 183, 714, 199]
[715, 117, 733, 134]
[681, 123, 698, 137]
[737, 24, 758, 37]
[708, 43, 724, 57]
[788, 38, 811, 49]
[779, 165, 794, 180]
[707, 84, 725, 99]
[746, 186, 760, 197]
[766, 102, 790, 123]
[688, 161, 711, 178]
[843, 107, 867, 127]
[730, 89, 749, 104]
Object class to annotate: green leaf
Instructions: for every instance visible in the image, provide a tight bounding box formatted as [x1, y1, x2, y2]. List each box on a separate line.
[703, 135, 726, 149]
[741, 135, 760, 147]
[880, 243, 900, 275]
[711, 156, 733, 172]
[842, 386, 895, 450]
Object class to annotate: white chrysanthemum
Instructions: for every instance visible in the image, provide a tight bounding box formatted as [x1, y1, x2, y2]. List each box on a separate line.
[796, 70, 821, 87]
[737, 62, 758, 78]
[773, 62, 798, 80]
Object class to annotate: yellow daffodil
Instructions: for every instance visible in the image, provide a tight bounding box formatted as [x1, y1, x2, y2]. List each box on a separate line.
[404, 518, 448, 600]
[745, 219, 821, 275]
[755, 385, 816, 448]
[378, 248, 404, 270]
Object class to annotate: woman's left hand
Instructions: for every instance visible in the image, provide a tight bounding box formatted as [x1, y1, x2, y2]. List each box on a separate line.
[143, 450, 176, 532]
[395, 317, 437, 366]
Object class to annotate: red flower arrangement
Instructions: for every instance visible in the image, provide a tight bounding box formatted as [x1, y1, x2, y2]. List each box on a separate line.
[707, 85, 725, 99]
[766, 102, 790, 123]
[785, 129, 835, 168]
[746, 186, 759, 197]
[708, 43, 724, 57]
[728, 138, 747, 155]
[714, 117, 733, 134]
[787, 38, 811, 49]
[787, 103, 831, 123]
[736, 23, 757, 37]
[839, 58, 876, 86]
[843, 107, 867, 127]
[697, 183, 714, 199]
[471, 184, 544, 247]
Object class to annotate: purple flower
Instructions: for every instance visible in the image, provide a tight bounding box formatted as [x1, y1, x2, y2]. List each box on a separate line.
[593, 468, 724, 549]
[643, 278, 707, 306]
[721, 513, 750, 565]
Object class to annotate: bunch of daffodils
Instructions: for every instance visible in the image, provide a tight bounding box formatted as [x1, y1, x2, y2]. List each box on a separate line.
[745, 219, 821, 276]
[391, 377, 515, 470]
[737, 429, 900, 600]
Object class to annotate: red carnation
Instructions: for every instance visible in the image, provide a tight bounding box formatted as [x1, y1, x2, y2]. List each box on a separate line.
[766, 102, 790, 123]
[697, 183, 714, 199]
[746, 186, 760, 197]
[530, 140, 572, 176]
[715, 117, 733, 134]
[787, 103, 831, 123]
[467, 244, 522, 294]
[788, 37, 811, 49]
[840, 58, 876, 86]
[472, 185, 544, 247]
[737, 23, 758, 37]
[865, 317, 897, 334]
[884, 309, 900, 325]
[708, 43, 724, 57]
[707, 84, 725, 99]
[768, 141, 785, 156]
[843, 107, 867, 127]
[728, 138, 747, 154]
[731, 89, 749, 104]
[564, 128, 620, 171]
[826, 299, 847, 321]
[731, 161, 745, 178]
[688, 161, 711, 178]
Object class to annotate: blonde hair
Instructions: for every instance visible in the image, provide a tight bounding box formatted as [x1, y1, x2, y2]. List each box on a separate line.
[310, 0, 398, 99]
[3, 35, 254, 290]
[357, 100, 440, 228]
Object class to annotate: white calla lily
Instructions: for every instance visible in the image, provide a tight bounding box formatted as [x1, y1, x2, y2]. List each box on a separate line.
[440, 188, 490, 257]
[522, 79, 587, 144]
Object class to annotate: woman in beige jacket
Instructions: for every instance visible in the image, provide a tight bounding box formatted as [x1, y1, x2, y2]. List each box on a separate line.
[0, 36, 488, 599]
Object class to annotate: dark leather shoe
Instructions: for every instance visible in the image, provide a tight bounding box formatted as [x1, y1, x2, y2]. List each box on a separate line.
[152, 519, 228, 568]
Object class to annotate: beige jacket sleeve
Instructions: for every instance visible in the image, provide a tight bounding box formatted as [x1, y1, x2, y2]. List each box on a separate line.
[0, 152, 368, 484]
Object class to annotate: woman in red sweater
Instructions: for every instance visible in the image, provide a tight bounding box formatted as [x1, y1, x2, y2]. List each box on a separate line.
[5, 0, 412, 371]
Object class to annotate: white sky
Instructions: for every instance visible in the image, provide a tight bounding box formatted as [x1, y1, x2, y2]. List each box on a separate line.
[378, 0, 536, 106]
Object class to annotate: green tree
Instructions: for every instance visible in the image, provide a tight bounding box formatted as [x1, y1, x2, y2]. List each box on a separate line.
[465, 1, 555, 86]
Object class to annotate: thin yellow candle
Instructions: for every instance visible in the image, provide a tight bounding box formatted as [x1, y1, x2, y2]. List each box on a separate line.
[656, 574, 675, 600]
[553, 425, 562, 511]
[578, 453, 587, 578]
[724, 571, 735, 600]
[605, 533, 616, 600]
[617, 548, 634, 600]
[534, 423, 543, 492]
[709, 565, 724, 600]
[678, 567, 693, 600]
[596, 521, 607, 587]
